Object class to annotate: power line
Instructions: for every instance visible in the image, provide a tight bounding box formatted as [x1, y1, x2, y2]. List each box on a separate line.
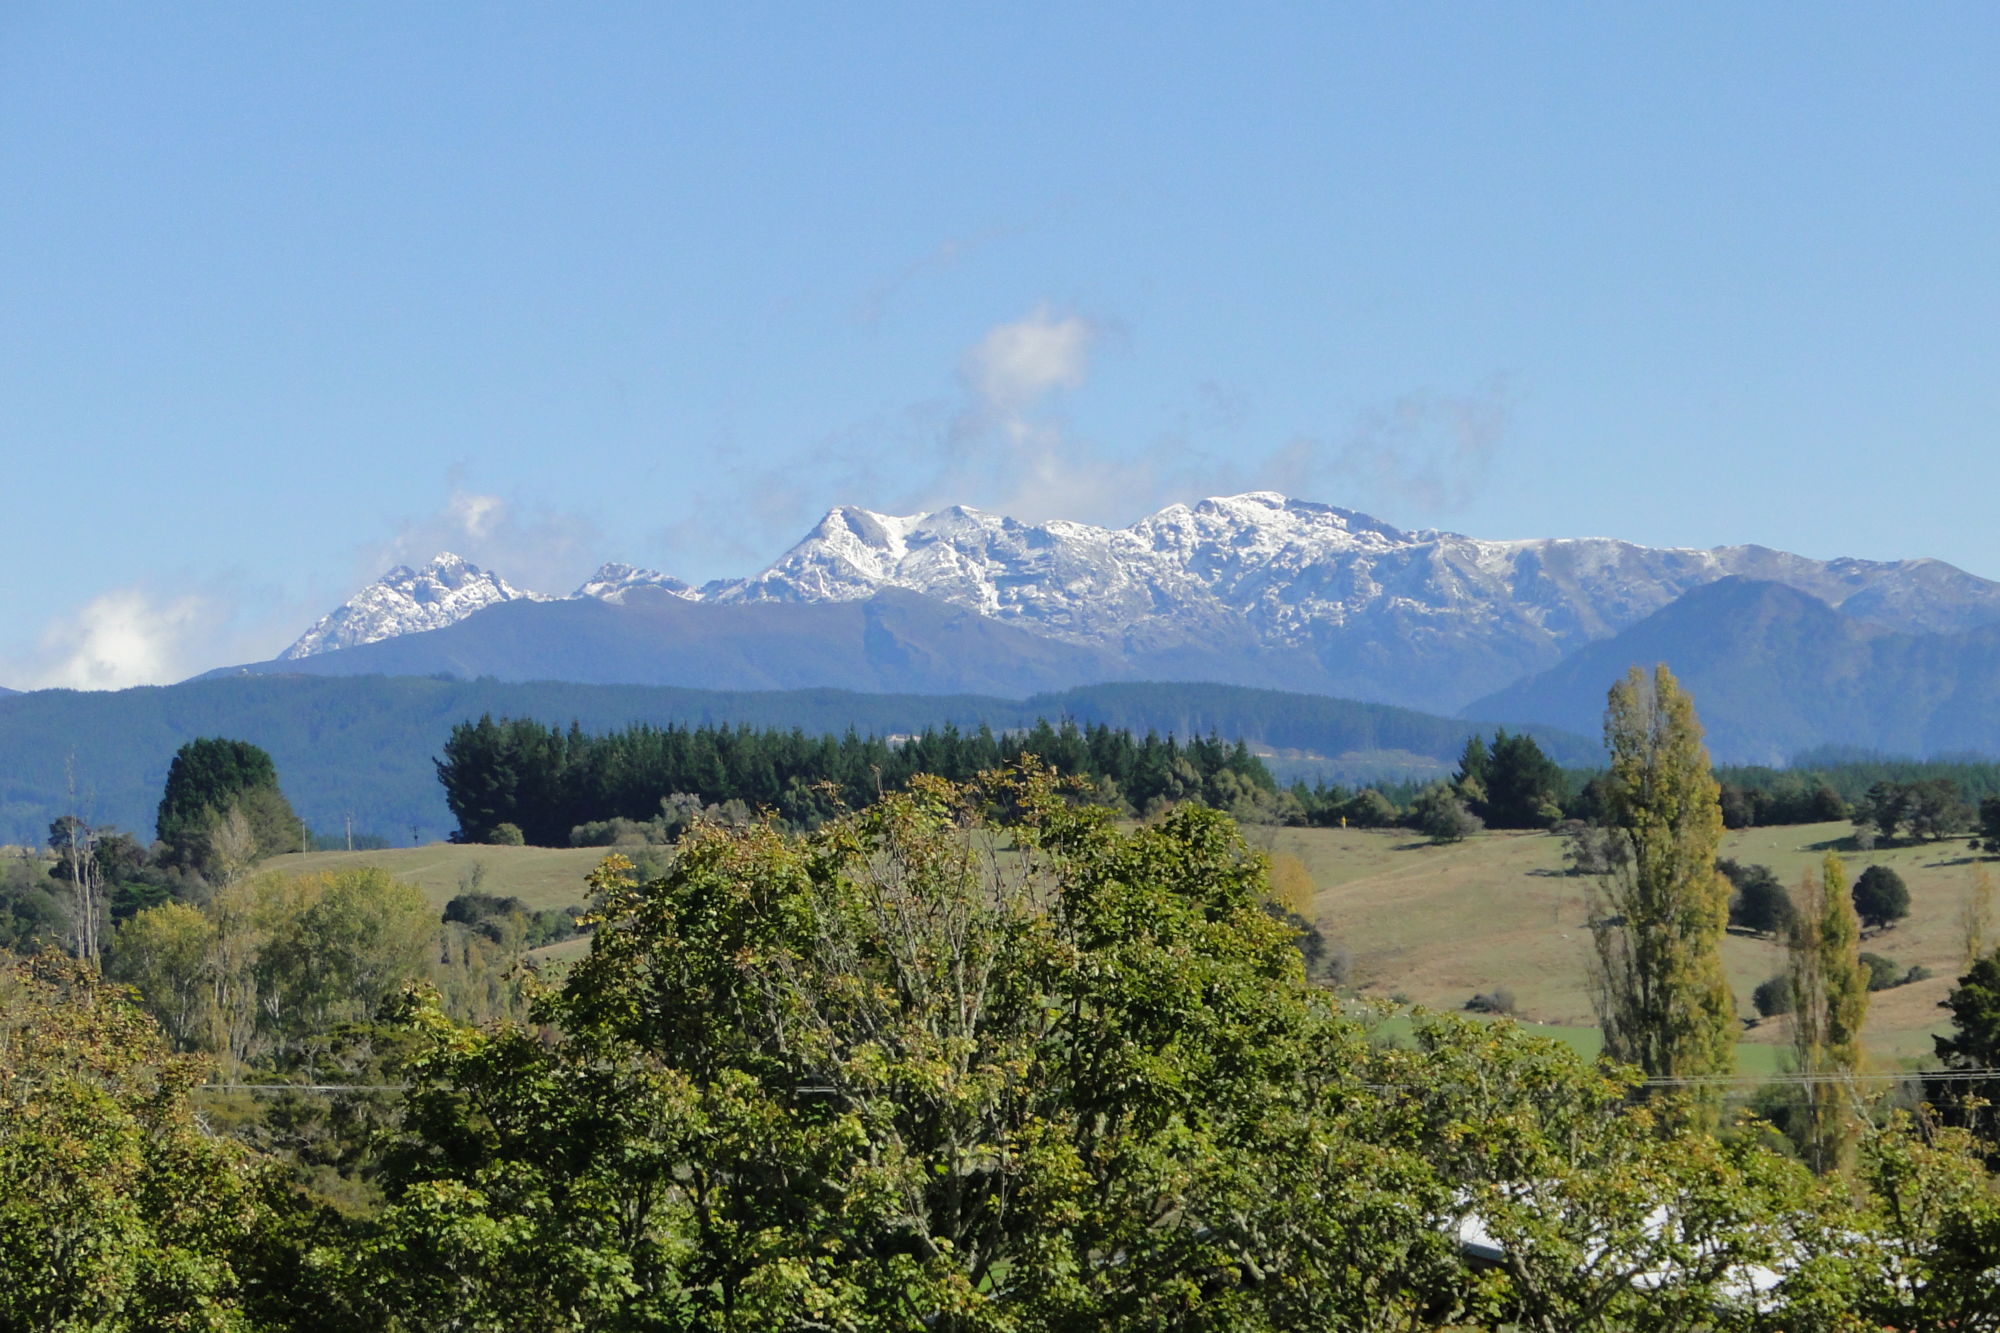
[194, 1069, 2000, 1096]
[194, 1082, 407, 1093]
[1635, 1068, 2000, 1089]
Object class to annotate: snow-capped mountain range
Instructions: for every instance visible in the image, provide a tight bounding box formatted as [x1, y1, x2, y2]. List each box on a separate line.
[277, 492, 2000, 713]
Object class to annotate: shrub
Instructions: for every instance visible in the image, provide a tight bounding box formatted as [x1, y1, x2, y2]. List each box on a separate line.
[1411, 784, 1482, 843]
[1853, 865, 1911, 931]
[1342, 788, 1399, 828]
[1558, 819, 1625, 877]
[569, 817, 660, 848]
[1722, 859, 1793, 937]
[1753, 974, 1794, 1018]
[1464, 989, 1517, 1015]
[527, 906, 585, 949]
[488, 822, 526, 846]
[1859, 952, 1902, 992]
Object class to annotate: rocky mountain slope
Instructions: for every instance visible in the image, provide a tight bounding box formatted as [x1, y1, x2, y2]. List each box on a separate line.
[276, 494, 2000, 715]
[280, 553, 541, 659]
[570, 562, 699, 604]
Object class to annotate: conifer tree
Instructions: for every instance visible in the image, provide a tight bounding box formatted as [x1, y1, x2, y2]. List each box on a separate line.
[1588, 664, 1734, 1126]
[155, 736, 304, 873]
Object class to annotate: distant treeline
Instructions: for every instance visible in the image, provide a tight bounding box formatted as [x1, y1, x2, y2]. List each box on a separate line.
[0, 674, 1589, 845]
[1726, 751, 2000, 803]
[437, 715, 1281, 846]
[440, 711, 2000, 848]
[1494, 754, 2000, 831]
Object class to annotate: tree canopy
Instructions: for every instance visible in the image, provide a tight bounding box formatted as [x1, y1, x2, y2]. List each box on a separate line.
[155, 736, 304, 874]
[435, 714, 1285, 845]
[16, 760, 2000, 1326]
[1852, 864, 1912, 932]
[0, 952, 305, 1330]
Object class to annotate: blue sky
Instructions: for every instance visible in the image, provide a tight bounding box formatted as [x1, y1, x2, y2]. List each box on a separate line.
[6, 3, 2000, 687]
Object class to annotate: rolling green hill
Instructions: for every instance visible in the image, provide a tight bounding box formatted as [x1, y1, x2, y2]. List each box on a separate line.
[1257, 818, 1976, 1064]
[262, 814, 1976, 1067]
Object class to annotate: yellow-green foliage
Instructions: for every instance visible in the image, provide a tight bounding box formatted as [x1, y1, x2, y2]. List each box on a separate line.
[112, 867, 442, 1066]
[1591, 665, 1735, 1118]
[1788, 852, 1870, 1171]
[1266, 849, 1316, 918]
[0, 953, 289, 1330]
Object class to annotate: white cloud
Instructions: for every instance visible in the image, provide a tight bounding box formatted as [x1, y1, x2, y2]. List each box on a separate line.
[447, 490, 504, 542]
[961, 304, 1095, 414]
[7, 587, 225, 690]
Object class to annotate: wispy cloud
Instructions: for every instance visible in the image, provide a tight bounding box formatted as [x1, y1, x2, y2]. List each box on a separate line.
[892, 306, 1510, 529]
[358, 482, 606, 596]
[1262, 383, 1511, 517]
[854, 226, 1022, 326]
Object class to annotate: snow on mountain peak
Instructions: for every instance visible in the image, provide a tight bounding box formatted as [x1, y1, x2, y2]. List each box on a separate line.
[278, 552, 542, 660]
[571, 563, 698, 604]
[274, 493, 2000, 704]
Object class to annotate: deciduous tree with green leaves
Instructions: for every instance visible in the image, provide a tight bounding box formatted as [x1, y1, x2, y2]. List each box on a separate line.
[1852, 863, 1911, 932]
[1786, 851, 1868, 1173]
[359, 770, 1477, 1330]
[0, 952, 311, 1331]
[1587, 664, 1735, 1126]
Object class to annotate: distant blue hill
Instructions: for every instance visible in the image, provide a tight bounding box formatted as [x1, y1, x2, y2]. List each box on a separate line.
[0, 674, 1589, 846]
[1467, 577, 2000, 764]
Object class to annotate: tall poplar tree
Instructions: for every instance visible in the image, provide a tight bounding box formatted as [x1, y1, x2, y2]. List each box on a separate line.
[1788, 851, 1868, 1172]
[1588, 664, 1735, 1126]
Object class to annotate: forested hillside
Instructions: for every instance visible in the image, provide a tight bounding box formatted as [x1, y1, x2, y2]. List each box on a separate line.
[0, 675, 1588, 844]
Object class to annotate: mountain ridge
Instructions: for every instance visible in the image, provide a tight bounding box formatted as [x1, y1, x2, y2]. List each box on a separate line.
[281, 553, 542, 659]
[272, 493, 2000, 714]
[1465, 576, 2000, 763]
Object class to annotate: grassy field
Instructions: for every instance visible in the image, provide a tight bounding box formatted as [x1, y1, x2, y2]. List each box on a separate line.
[263, 843, 618, 914]
[1249, 820, 1983, 1066]
[1364, 1011, 1793, 1078]
[265, 818, 1981, 1067]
